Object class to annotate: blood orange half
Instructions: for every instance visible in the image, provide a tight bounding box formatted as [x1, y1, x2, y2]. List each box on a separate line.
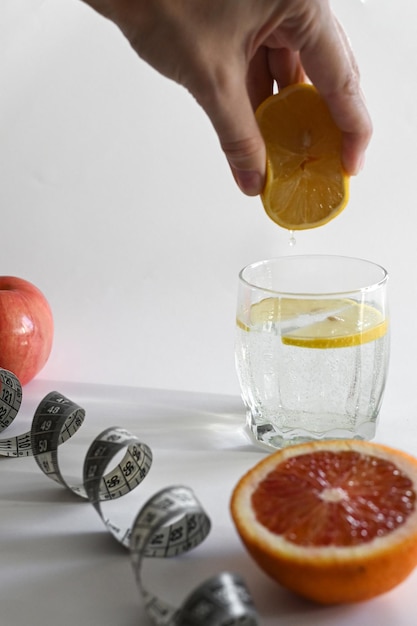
[230, 440, 417, 604]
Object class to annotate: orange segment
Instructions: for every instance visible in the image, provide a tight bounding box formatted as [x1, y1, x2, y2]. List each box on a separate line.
[256, 83, 349, 230]
[230, 440, 417, 604]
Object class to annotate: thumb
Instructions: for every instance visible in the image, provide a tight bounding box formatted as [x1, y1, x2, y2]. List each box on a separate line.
[201, 84, 267, 196]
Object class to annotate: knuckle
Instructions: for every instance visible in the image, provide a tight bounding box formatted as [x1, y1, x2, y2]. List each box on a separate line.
[220, 136, 263, 166]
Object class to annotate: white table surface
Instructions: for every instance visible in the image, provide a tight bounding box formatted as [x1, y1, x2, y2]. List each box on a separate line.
[1, 376, 416, 626]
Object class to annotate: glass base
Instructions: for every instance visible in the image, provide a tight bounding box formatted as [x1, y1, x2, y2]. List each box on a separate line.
[247, 411, 377, 450]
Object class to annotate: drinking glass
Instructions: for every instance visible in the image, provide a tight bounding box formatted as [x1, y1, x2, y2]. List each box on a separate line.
[235, 255, 389, 449]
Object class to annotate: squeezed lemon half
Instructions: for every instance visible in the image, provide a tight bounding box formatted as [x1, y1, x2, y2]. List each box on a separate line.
[255, 84, 349, 230]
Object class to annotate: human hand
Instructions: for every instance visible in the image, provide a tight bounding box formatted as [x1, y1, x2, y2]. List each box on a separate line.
[81, 0, 372, 196]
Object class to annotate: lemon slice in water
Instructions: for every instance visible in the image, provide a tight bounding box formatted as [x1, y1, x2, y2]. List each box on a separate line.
[237, 298, 388, 348]
[282, 301, 388, 349]
[249, 297, 351, 324]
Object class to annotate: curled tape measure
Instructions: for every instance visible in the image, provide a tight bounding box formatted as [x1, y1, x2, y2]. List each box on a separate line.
[0, 368, 258, 626]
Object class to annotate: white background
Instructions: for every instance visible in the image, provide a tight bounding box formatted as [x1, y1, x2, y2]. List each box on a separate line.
[2, 4, 417, 625]
[1, 0, 414, 403]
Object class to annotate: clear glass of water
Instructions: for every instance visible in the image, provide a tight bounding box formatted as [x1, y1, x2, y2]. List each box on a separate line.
[235, 255, 389, 449]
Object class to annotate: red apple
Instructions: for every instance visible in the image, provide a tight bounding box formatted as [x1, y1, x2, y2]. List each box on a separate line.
[0, 277, 53, 386]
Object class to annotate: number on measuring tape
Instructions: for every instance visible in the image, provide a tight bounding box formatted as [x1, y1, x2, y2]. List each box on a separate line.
[0, 372, 259, 626]
[47, 406, 61, 414]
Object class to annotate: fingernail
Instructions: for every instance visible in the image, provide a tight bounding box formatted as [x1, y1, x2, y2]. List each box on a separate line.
[235, 170, 263, 196]
[358, 152, 366, 173]
[349, 153, 366, 176]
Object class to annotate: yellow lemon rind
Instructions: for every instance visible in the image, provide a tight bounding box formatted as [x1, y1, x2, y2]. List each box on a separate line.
[282, 319, 388, 349]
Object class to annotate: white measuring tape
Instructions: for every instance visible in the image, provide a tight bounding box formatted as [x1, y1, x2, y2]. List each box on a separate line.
[0, 368, 258, 626]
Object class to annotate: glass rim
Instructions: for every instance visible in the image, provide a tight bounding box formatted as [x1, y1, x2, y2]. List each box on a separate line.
[238, 254, 388, 298]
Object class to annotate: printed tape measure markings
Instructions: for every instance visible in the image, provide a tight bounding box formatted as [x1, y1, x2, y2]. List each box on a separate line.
[0, 369, 259, 626]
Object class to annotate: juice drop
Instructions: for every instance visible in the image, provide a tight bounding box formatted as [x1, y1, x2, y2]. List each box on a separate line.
[288, 230, 296, 247]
